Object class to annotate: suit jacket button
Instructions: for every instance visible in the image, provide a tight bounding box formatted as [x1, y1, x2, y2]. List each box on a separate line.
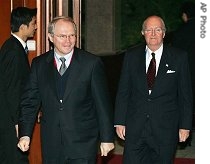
[147, 98, 151, 101]
[59, 107, 63, 111]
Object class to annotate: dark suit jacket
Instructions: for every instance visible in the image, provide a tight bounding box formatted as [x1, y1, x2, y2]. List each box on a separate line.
[114, 44, 193, 145]
[0, 35, 30, 131]
[171, 19, 195, 61]
[0, 36, 30, 163]
[172, 19, 195, 102]
[19, 48, 114, 159]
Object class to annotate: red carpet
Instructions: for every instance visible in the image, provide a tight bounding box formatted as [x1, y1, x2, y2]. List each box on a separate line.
[97, 154, 195, 164]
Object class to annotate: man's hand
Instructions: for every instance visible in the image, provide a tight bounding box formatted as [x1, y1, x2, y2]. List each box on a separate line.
[179, 129, 190, 142]
[100, 142, 114, 156]
[17, 136, 30, 152]
[116, 125, 126, 140]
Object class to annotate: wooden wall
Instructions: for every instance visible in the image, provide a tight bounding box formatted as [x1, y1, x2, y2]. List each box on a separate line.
[0, 0, 11, 47]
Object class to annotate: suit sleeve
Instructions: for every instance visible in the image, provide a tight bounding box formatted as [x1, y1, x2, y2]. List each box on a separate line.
[19, 59, 41, 138]
[178, 52, 193, 130]
[5, 50, 24, 125]
[114, 52, 131, 126]
[91, 57, 114, 142]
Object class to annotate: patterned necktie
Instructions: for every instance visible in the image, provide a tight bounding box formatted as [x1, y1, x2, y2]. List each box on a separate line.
[25, 45, 28, 54]
[147, 52, 156, 90]
[59, 57, 67, 76]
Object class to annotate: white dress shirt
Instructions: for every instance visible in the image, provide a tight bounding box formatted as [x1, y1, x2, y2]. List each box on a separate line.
[145, 44, 163, 94]
[54, 50, 74, 71]
[145, 44, 163, 75]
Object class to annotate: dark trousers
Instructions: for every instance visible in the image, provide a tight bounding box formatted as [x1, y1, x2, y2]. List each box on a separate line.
[43, 156, 96, 164]
[42, 125, 97, 164]
[123, 121, 177, 164]
[0, 130, 29, 164]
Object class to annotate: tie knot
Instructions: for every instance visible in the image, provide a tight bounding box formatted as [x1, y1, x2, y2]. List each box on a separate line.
[151, 52, 155, 58]
[60, 57, 66, 63]
[59, 57, 67, 76]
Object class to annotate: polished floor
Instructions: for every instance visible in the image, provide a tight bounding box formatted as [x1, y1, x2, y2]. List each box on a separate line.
[112, 130, 195, 159]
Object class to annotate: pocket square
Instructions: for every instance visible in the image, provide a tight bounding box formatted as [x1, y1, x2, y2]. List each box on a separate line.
[167, 70, 175, 73]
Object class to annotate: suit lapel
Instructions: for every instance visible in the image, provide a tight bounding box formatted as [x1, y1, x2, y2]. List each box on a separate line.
[63, 49, 82, 101]
[46, 51, 59, 100]
[137, 48, 149, 94]
[152, 46, 169, 94]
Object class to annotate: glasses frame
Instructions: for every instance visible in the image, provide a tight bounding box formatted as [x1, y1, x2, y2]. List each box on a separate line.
[53, 34, 76, 40]
[143, 28, 165, 34]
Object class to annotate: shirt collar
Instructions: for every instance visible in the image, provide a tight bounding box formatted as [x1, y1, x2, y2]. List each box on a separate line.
[54, 49, 74, 62]
[145, 44, 163, 59]
[12, 33, 27, 49]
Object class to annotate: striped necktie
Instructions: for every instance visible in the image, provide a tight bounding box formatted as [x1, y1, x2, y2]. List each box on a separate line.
[147, 52, 156, 90]
[59, 57, 67, 76]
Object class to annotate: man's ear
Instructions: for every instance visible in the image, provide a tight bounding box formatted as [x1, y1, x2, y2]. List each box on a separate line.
[48, 33, 53, 43]
[163, 32, 165, 38]
[19, 24, 27, 31]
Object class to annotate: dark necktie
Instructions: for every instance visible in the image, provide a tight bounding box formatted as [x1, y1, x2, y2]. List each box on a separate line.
[59, 57, 67, 76]
[25, 45, 28, 54]
[147, 52, 156, 90]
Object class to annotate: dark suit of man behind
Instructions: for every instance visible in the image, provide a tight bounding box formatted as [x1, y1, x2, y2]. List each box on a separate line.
[115, 15, 193, 164]
[18, 16, 114, 164]
[171, 1, 195, 122]
[0, 7, 37, 164]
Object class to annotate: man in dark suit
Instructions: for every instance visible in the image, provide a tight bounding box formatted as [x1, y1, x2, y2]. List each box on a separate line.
[17, 16, 114, 164]
[171, 1, 195, 129]
[115, 15, 193, 164]
[0, 7, 37, 164]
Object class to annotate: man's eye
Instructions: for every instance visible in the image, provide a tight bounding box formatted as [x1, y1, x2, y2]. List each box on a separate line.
[60, 35, 66, 39]
[146, 30, 152, 32]
[156, 29, 162, 32]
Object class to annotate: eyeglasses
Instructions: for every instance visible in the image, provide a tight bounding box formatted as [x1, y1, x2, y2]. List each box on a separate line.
[53, 34, 76, 40]
[144, 28, 164, 34]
